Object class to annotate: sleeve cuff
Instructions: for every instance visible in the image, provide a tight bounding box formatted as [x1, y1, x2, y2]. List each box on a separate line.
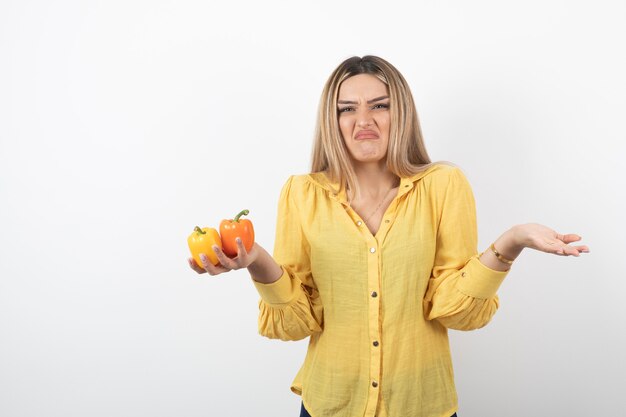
[456, 255, 509, 299]
[252, 266, 300, 306]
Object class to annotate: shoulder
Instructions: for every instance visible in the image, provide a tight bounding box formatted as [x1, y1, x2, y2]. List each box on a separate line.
[420, 164, 474, 204]
[281, 172, 337, 194]
[277, 173, 324, 204]
[279, 173, 319, 191]
[402, 161, 466, 183]
[430, 164, 469, 182]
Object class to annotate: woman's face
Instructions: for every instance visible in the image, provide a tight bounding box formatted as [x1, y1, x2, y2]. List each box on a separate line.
[337, 74, 391, 166]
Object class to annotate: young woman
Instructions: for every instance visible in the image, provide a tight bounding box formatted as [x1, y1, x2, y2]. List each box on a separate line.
[189, 56, 589, 417]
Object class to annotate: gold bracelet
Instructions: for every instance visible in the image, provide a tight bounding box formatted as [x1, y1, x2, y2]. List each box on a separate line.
[490, 243, 514, 265]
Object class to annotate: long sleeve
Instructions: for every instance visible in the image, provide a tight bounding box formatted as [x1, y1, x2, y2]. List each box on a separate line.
[252, 176, 324, 341]
[423, 168, 509, 330]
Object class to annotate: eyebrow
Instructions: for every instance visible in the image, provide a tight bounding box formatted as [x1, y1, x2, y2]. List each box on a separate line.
[337, 95, 389, 105]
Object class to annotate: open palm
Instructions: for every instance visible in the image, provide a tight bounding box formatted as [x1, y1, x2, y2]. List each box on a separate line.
[514, 223, 590, 257]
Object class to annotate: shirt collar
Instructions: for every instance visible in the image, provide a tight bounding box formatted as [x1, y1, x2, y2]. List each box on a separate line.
[306, 164, 443, 205]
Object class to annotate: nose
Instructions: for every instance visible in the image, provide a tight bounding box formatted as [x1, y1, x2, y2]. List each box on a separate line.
[357, 111, 373, 128]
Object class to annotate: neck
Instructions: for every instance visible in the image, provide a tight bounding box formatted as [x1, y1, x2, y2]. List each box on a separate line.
[349, 161, 399, 202]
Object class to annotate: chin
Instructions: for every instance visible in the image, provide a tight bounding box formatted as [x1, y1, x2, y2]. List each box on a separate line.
[352, 155, 386, 164]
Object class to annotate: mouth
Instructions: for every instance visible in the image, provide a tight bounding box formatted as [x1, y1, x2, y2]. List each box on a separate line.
[355, 130, 379, 140]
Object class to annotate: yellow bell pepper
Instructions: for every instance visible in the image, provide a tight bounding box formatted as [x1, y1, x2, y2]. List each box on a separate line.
[188, 226, 222, 267]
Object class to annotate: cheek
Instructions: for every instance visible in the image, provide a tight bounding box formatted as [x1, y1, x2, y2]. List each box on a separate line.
[338, 117, 354, 139]
[379, 114, 391, 132]
[379, 118, 391, 140]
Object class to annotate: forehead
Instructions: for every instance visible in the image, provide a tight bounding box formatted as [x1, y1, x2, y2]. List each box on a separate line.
[338, 74, 388, 99]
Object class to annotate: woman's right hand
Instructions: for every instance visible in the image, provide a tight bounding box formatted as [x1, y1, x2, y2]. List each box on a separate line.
[188, 237, 259, 276]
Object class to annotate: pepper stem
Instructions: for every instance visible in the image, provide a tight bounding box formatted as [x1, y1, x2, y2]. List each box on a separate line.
[194, 226, 206, 234]
[233, 209, 250, 222]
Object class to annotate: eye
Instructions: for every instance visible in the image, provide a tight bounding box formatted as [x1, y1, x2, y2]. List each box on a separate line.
[338, 107, 354, 113]
[372, 103, 389, 110]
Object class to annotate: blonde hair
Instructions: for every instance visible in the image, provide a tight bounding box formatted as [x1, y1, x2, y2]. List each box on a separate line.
[310, 55, 451, 199]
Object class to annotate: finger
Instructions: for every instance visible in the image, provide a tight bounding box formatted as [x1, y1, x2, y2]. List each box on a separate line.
[236, 237, 248, 257]
[567, 241, 591, 255]
[199, 253, 229, 275]
[576, 245, 590, 253]
[564, 247, 580, 257]
[212, 245, 239, 270]
[188, 257, 206, 274]
[557, 245, 580, 257]
[233, 237, 251, 267]
[560, 234, 582, 244]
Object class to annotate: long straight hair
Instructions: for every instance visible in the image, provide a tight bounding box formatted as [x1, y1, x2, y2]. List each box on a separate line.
[311, 56, 447, 199]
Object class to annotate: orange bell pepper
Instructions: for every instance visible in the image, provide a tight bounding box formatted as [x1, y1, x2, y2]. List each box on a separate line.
[188, 226, 222, 266]
[219, 209, 255, 258]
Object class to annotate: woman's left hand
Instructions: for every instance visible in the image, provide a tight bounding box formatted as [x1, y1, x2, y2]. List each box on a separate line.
[511, 223, 590, 257]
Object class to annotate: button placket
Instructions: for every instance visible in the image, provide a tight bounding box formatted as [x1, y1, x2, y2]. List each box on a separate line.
[365, 237, 382, 417]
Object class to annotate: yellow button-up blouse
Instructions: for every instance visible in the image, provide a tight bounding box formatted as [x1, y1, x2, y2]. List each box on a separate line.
[252, 164, 510, 417]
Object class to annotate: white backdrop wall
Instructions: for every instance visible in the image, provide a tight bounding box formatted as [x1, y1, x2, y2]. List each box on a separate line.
[1, 1, 625, 416]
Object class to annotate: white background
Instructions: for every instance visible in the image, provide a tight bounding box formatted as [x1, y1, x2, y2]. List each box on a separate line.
[1, 1, 625, 416]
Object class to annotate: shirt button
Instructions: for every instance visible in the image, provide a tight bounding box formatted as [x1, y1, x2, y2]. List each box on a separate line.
[371, 291, 378, 298]
[461, 272, 467, 277]
[370, 247, 376, 253]
[373, 341, 379, 347]
[404, 184, 410, 188]
[372, 381, 379, 388]
[357, 221, 363, 226]
[384, 219, 390, 223]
